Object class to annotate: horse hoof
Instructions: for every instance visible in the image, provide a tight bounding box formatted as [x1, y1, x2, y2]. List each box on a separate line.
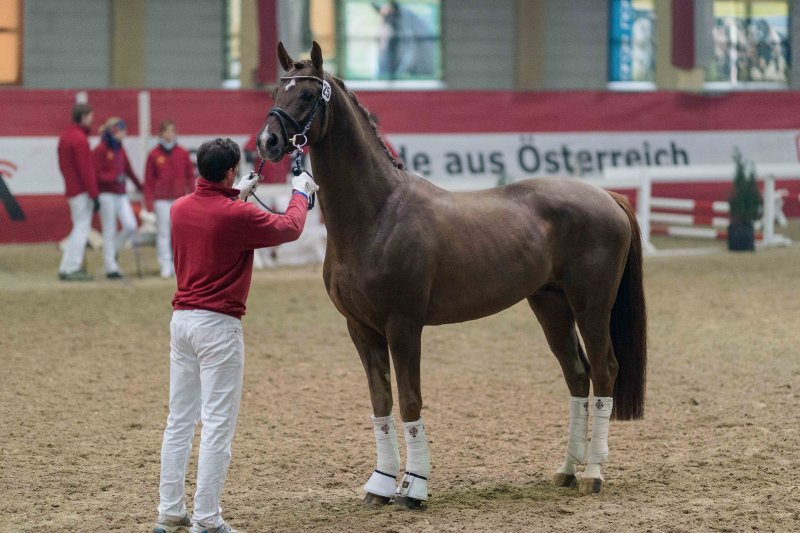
[578, 477, 603, 495]
[552, 472, 577, 488]
[363, 492, 392, 506]
[393, 495, 425, 510]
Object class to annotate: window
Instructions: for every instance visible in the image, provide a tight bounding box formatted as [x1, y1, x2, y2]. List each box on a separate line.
[310, 0, 442, 85]
[0, 0, 22, 85]
[609, 0, 656, 85]
[339, 0, 441, 81]
[224, 0, 242, 88]
[705, 0, 789, 85]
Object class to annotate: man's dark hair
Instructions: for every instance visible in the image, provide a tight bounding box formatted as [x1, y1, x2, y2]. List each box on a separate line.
[71, 103, 92, 123]
[196, 138, 241, 182]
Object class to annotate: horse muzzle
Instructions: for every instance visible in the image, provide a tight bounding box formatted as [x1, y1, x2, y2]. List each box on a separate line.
[257, 127, 286, 162]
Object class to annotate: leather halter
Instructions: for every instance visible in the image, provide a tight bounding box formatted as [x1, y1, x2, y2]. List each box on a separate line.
[267, 75, 332, 153]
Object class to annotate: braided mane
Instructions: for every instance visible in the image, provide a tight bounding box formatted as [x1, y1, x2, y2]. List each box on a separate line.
[289, 60, 403, 170]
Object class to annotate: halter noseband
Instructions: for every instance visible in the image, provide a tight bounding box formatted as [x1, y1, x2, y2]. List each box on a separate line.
[267, 75, 332, 153]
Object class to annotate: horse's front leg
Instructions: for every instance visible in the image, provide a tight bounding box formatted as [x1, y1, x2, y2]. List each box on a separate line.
[386, 318, 429, 509]
[347, 321, 399, 505]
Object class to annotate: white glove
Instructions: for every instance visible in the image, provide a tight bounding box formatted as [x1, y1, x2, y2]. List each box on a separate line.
[139, 209, 156, 226]
[292, 171, 319, 198]
[237, 173, 259, 200]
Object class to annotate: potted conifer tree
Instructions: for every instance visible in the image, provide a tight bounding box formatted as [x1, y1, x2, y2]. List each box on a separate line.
[727, 150, 762, 251]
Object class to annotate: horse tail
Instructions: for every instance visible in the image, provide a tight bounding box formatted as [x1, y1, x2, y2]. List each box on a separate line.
[608, 192, 647, 420]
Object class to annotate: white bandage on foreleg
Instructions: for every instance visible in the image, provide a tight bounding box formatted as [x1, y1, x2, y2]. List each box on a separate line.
[557, 397, 589, 475]
[363, 414, 401, 497]
[587, 397, 613, 465]
[396, 418, 430, 501]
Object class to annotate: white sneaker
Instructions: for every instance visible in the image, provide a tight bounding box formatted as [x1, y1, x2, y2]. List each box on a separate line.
[153, 512, 192, 533]
[190, 523, 241, 533]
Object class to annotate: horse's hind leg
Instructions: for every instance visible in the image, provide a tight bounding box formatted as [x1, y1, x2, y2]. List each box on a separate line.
[528, 286, 590, 488]
[347, 321, 399, 505]
[571, 297, 619, 496]
[386, 318, 429, 509]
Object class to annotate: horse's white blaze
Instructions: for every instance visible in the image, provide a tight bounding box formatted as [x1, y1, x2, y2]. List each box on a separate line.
[284, 79, 296, 91]
[257, 126, 270, 157]
[363, 414, 401, 497]
[556, 396, 589, 476]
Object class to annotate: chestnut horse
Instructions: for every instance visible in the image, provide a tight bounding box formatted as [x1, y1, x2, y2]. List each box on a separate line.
[257, 42, 646, 508]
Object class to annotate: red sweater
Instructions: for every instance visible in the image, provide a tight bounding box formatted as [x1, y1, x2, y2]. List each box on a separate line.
[58, 123, 98, 199]
[171, 178, 309, 319]
[93, 141, 142, 194]
[143, 144, 196, 211]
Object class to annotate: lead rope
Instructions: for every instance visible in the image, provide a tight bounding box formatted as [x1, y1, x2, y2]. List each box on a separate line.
[249, 151, 316, 215]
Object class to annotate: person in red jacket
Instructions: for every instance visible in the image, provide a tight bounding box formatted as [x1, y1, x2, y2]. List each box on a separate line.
[154, 138, 318, 533]
[93, 117, 143, 279]
[58, 103, 98, 281]
[144, 119, 196, 278]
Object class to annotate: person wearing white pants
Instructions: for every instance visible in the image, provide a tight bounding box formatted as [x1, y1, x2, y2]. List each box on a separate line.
[57, 103, 98, 281]
[98, 192, 139, 275]
[144, 120, 196, 279]
[159, 309, 244, 529]
[153, 199, 176, 276]
[154, 138, 318, 533]
[93, 117, 143, 279]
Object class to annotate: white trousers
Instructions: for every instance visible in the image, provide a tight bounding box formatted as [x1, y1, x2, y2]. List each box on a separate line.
[98, 192, 138, 274]
[158, 310, 244, 528]
[58, 193, 93, 274]
[154, 199, 175, 277]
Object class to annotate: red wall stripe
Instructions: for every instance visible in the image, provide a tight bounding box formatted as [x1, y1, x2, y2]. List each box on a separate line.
[3, 89, 800, 137]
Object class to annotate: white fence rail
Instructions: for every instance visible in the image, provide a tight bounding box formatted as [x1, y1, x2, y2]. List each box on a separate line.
[597, 164, 799, 252]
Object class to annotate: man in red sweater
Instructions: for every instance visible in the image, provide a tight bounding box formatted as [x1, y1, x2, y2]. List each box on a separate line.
[57, 103, 98, 281]
[154, 138, 318, 533]
[144, 120, 196, 278]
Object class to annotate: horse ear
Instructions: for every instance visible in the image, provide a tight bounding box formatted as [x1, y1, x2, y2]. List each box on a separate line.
[311, 41, 324, 71]
[277, 41, 294, 72]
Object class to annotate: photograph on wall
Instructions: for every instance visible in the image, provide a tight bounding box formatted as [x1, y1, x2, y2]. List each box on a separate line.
[707, 0, 789, 83]
[340, 0, 441, 81]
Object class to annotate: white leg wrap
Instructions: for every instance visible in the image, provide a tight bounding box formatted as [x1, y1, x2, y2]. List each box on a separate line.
[396, 418, 430, 501]
[363, 414, 400, 498]
[556, 397, 589, 476]
[585, 397, 613, 479]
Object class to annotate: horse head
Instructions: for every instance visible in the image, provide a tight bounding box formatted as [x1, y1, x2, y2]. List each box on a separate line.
[257, 41, 331, 162]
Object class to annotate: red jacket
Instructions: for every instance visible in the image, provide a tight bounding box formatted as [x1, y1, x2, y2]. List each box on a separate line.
[93, 141, 142, 194]
[171, 177, 308, 319]
[58, 123, 98, 199]
[143, 144, 196, 211]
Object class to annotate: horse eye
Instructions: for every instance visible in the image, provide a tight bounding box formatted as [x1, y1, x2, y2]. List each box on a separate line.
[301, 90, 315, 101]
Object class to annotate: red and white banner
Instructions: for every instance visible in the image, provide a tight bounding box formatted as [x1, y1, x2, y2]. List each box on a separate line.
[2, 89, 800, 243]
